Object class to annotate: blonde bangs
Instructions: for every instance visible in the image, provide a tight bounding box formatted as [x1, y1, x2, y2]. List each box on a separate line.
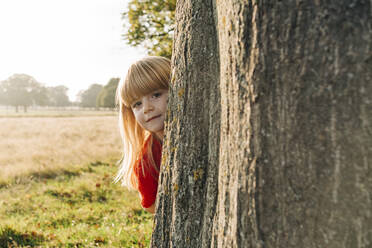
[119, 56, 170, 107]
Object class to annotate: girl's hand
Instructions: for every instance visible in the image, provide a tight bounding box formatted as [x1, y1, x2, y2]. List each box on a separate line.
[144, 203, 155, 214]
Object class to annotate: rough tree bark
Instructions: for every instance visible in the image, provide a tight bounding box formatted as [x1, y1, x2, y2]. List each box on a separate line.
[151, 0, 220, 247]
[152, 1, 372, 247]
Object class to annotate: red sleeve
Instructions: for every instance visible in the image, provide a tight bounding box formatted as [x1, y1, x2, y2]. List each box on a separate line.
[134, 137, 162, 208]
[136, 162, 159, 208]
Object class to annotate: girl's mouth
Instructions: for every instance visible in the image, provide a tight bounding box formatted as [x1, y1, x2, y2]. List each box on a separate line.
[147, 115, 161, 122]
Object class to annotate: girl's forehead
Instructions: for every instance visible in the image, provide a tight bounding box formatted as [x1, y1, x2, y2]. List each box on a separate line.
[122, 72, 168, 106]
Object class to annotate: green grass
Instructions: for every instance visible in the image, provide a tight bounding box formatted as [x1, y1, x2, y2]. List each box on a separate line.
[0, 161, 153, 247]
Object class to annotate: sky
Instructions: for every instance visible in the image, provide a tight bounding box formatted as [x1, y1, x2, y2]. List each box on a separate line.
[0, 0, 146, 101]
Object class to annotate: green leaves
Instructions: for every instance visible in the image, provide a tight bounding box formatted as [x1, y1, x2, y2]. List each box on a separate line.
[123, 0, 176, 58]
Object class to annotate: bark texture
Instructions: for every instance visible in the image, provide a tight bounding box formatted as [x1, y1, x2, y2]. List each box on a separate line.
[152, 0, 372, 247]
[215, 1, 372, 247]
[151, 0, 220, 247]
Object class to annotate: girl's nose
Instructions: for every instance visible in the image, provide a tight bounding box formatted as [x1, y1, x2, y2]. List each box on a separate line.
[143, 100, 154, 113]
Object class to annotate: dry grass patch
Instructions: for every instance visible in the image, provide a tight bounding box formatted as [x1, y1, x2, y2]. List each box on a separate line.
[0, 116, 122, 185]
[0, 109, 116, 118]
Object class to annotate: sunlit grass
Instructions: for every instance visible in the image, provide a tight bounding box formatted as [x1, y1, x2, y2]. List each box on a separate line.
[0, 115, 122, 186]
[0, 162, 153, 247]
[0, 108, 116, 118]
[0, 112, 153, 247]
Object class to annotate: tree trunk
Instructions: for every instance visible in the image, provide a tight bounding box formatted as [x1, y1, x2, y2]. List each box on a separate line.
[151, 0, 220, 247]
[152, 1, 372, 247]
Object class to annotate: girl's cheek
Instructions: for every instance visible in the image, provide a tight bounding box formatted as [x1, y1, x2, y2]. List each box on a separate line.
[133, 111, 140, 121]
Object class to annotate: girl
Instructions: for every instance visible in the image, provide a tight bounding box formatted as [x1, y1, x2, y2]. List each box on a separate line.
[115, 56, 170, 214]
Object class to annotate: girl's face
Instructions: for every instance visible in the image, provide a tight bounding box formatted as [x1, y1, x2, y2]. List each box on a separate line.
[131, 89, 168, 140]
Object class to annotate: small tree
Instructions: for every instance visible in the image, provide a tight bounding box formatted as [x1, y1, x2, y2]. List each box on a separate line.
[47, 86, 70, 107]
[97, 78, 120, 109]
[79, 84, 103, 108]
[0, 84, 5, 106]
[32, 85, 49, 107]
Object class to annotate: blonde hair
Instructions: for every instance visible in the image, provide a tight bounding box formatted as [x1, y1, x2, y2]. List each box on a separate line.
[115, 56, 171, 189]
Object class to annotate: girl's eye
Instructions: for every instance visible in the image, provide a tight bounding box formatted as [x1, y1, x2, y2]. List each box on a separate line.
[132, 101, 141, 108]
[153, 92, 161, 98]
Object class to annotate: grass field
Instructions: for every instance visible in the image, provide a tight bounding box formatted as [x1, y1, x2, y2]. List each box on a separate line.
[0, 111, 153, 247]
[0, 161, 153, 247]
[0, 115, 121, 186]
[0, 108, 117, 118]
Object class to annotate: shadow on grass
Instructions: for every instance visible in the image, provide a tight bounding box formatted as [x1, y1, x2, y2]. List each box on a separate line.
[47, 217, 72, 229]
[123, 208, 153, 225]
[0, 181, 7, 190]
[31, 169, 81, 181]
[0, 160, 114, 190]
[0, 169, 81, 190]
[44, 187, 110, 206]
[0, 226, 45, 247]
[89, 161, 110, 167]
[28, 160, 111, 183]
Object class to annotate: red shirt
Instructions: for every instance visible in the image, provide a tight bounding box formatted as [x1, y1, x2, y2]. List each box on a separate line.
[134, 135, 162, 208]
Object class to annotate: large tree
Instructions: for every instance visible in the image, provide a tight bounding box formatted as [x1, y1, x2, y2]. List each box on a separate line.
[152, 0, 372, 247]
[0, 74, 48, 112]
[123, 0, 176, 58]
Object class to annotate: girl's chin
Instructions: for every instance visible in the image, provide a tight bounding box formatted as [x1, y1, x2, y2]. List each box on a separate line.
[148, 125, 164, 136]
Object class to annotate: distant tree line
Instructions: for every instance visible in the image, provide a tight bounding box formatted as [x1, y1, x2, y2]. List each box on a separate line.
[77, 78, 120, 109]
[0, 74, 119, 112]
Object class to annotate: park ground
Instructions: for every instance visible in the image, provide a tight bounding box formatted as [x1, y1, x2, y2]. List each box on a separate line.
[0, 109, 153, 247]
